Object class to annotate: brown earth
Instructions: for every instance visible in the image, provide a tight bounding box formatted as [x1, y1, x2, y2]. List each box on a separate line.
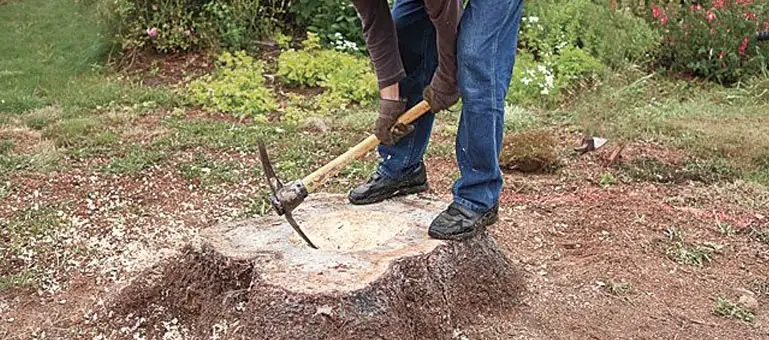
[1, 129, 768, 339]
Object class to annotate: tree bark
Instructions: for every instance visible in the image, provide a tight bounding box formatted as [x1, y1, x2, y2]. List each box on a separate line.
[99, 194, 525, 340]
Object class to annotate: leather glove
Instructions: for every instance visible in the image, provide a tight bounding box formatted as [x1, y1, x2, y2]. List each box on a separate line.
[375, 97, 413, 145]
[423, 84, 459, 114]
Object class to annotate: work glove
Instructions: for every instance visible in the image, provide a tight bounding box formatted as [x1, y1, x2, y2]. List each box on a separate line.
[422, 83, 459, 114]
[375, 97, 413, 145]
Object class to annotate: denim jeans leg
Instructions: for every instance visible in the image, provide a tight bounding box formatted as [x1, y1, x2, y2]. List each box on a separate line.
[375, 0, 438, 180]
[452, 0, 523, 212]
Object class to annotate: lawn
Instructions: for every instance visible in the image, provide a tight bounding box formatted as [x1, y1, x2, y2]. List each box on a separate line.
[1, 1, 768, 339]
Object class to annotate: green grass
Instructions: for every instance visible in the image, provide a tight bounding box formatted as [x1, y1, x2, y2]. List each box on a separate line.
[178, 153, 244, 189]
[1, 207, 66, 290]
[713, 296, 755, 324]
[99, 145, 168, 175]
[0, 0, 168, 115]
[663, 227, 715, 267]
[564, 71, 769, 185]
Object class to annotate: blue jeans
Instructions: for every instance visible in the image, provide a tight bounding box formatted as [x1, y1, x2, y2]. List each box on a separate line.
[377, 0, 523, 213]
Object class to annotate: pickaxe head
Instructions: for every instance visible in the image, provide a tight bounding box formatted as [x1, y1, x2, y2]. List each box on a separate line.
[258, 140, 317, 249]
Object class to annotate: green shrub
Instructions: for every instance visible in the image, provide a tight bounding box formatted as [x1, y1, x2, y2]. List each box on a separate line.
[277, 33, 378, 111]
[289, 0, 364, 51]
[186, 50, 278, 120]
[649, 1, 769, 84]
[507, 47, 605, 108]
[98, 0, 291, 54]
[520, 0, 661, 68]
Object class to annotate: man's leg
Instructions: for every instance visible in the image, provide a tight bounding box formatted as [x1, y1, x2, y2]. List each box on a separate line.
[429, 0, 523, 239]
[349, 0, 439, 205]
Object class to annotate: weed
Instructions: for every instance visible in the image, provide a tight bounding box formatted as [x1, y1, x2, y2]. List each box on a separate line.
[603, 279, 633, 295]
[599, 172, 618, 187]
[713, 296, 755, 323]
[618, 157, 737, 184]
[23, 106, 60, 130]
[99, 145, 167, 175]
[1, 208, 66, 290]
[178, 153, 243, 188]
[0, 139, 14, 155]
[663, 227, 714, 267]
[716, 221, 736, 237]
[749, 226, 769, 244]
[0, 270, 39, 290]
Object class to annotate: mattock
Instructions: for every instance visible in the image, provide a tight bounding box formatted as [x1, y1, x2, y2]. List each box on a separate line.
[257, 100, 432, 249]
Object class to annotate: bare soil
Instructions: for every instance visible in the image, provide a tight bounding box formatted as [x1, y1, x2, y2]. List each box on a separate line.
[1, 128, 768, 339]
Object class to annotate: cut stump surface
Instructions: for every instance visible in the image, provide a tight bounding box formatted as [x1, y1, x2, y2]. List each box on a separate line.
[102, 194, 524, 340]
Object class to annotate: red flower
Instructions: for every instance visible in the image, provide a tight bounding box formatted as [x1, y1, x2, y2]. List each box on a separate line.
[718, 51, 725, 60]
[745, 12, 757, 21]
[712, 0, 725, 9]
[690, 4, 703, 11]
[706, 10, 717, 22]
[736, 0, 753, 5]
[739, 37, 749, 56]
[661, 15, 668, 25]
[652, 6, 662, 18]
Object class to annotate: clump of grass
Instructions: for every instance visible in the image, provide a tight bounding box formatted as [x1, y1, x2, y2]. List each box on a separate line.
[178, 153, 242, 187]
[0, 139, 14, 155]
[663, 227, 714, 267]
[499, 130, 559, 173]
[599, 172, 618, 187]
[713, 296, 755, 323]
[41, 117, 116, 149]
[23, 106, 60, 130]
[603, 279, 633, 295]
[99, 145, 167, 175]
[715, 221, 735, 237]
[749, 226, 769, 244]
[618, 157, 736, 184]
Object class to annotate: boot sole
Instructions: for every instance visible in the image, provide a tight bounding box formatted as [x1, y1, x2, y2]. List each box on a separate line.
[428, 212, 499, 241]
[349, 182, 429, 206]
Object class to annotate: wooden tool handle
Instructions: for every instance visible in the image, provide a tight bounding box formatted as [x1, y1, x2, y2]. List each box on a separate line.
[302, 100, 431, 193]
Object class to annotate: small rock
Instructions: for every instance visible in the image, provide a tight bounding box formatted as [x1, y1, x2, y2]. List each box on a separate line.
[739, 295, 759, 310]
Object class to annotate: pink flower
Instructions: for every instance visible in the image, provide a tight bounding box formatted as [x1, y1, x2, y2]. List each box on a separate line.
[652, 6, 661, 18]
[712, 0, 725, 9]
[146, 27, 158, 37]
[706, 10, 717, 22]
[718, 51, 725, 59]
[739, 37, 749, 56]
[690, 4, 702, 11]
[660, 15, 668, 25]
[744, 12, 757, 21]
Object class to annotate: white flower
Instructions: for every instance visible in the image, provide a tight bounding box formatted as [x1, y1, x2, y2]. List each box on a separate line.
[528, 16, 540, 23]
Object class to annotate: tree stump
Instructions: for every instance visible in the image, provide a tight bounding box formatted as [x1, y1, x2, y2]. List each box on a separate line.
[102, 194, 524, 340]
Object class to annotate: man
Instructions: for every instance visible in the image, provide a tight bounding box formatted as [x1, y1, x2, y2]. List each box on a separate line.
[349, 0, 523, 240]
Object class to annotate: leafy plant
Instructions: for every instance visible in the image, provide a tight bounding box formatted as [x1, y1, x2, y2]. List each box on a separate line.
[713, 296, 755, 323]
[186, 50, 278, 120]
[519, 0, 661, 68]
[507, 48, 605, 108]
[663, 227, 715, 266]
[98, 0, 291, 54]
[650, 0, 769, 84]
[277, 33, 378, 112]
[289, 0, 364, 50]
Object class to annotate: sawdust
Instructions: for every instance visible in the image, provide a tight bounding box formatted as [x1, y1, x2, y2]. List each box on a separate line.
[203, 194, 446, 295]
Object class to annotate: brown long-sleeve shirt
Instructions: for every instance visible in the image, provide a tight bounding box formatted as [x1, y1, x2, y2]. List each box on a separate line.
[351, 0, 462, 94]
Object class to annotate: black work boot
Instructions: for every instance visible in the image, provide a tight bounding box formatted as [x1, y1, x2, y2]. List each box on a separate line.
[348, 163, 429, 205]
[428, 202, 499, 240]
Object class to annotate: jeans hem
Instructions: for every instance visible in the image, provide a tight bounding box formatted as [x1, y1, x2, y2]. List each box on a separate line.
[452, 196, 491, 214]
